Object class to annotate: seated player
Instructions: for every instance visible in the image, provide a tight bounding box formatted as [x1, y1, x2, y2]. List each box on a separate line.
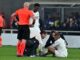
[39, 31, 68, 57]
[39, 31, 55, 56]
[47, 31, 68, 57]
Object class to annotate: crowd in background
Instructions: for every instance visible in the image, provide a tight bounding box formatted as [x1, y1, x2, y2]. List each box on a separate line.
[1, 10, 80, 31]
[45, 12, 80, 31]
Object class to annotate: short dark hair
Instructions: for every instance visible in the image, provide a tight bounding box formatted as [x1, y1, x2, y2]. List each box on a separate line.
[51, 30, 60, 36]
[34, 3, 40, 7]
[40, 30, 46, 35]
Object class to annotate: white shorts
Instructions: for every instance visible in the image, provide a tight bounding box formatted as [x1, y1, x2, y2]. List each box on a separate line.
[30, 27, 40, 38]
[54, 50, 68, 57]
[30, 27, 43, 45]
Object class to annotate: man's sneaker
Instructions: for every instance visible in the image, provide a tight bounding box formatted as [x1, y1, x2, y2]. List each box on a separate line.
[30, 55, 36, 57]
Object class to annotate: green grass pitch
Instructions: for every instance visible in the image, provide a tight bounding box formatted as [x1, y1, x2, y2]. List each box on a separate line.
[0, 46, 80, 60]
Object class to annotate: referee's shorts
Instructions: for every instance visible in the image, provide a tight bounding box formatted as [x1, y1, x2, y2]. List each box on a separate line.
[17, 25, 30, 40]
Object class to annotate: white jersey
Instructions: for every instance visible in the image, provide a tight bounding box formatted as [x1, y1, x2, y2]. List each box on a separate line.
[30, 11, 40, 38]
[42, 35, 50, 47]
[52, 38, 68, 57]
[29, 11, 40, 28]
[39, 35, 49, 53]
[34, 11, 40, 27]
[30, 11, 43, 45]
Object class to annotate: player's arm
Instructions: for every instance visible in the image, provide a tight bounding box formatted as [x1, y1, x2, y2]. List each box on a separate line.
[11, 11, 18, 28]
[31, 16, 35, 25]
[50, 41, 59, 48]
[33, 12, 39, 25]
[3, 18, 6, 28]
[11, 12, 18, 22]
[29, 11, 35, 26]
[35, 12, 39, 19]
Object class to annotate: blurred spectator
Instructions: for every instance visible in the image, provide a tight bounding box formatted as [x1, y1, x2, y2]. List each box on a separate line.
[45, 15, 55, 30]
[62, 17, 78, 30]
[54, 17, 61, 30]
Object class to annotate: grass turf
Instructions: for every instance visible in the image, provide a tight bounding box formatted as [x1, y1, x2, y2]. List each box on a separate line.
[0, 46, 80, 60]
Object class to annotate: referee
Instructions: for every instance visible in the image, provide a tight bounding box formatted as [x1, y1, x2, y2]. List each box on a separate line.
[11, 2, 35, 57]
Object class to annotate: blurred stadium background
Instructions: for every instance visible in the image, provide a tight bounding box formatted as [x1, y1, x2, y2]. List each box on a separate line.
[0, 0, 80, 60]
[0, 0, 80, 31]
[0, 0, 80, 47]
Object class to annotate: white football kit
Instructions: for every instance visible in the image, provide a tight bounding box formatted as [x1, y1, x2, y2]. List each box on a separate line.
[30, 11, 43, 45]
[51, 38, 68, 57]
[40, 35, 50, 53]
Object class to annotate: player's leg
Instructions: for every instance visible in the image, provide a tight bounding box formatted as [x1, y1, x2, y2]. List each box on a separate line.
[0, 28, 2, 47]
[0, 36, 2, 47]
[17, 40, 21, 55]
[17, 25, 27, 56]
[47, 45, 56, 53]
[17, 39, 26, 57]
[17, 25, 23, 56]
[20, 39, 26, 56]
[30, 38, 39, 56]
[35, 33, 43, 46]
[20, 25, 30, 56]
[33, 39, 39, 55]
[35, 33, 44, 52]
[39, 45, 55, 57]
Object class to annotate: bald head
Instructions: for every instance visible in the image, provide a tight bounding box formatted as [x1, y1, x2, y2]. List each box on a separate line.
[23, 2, 31, 8]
